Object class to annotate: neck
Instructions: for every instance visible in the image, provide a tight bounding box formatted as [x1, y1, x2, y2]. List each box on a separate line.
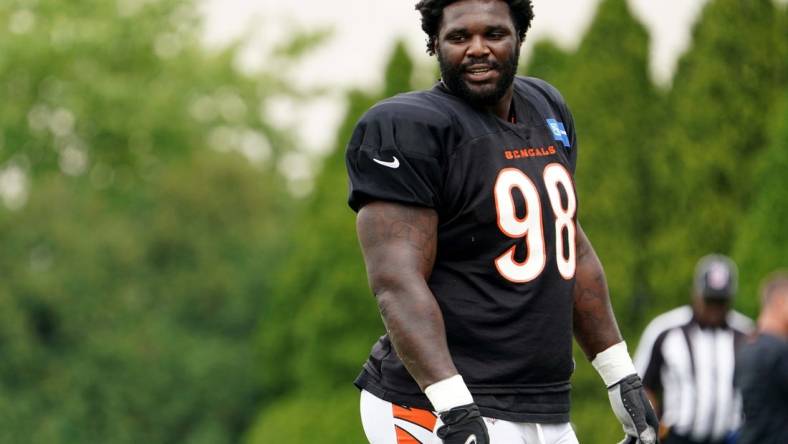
[487, 87, 514, 120]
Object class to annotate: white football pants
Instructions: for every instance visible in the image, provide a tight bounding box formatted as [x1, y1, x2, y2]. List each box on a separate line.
[360, 389, 580, 444]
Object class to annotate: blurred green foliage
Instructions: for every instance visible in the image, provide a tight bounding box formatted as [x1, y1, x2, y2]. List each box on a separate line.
[1, 0, 786, 442]
[647, 0, 788, 317]
[257, 41, 414, 402]
[0, 0, 303, 442]
[245, 390, 366, 443]
[733, 91, 788, 314]
[251, 49, 415, 444]
[0, 153, 283, 443]
[250, 0, 787, 443]
[0, 0, 292, 180]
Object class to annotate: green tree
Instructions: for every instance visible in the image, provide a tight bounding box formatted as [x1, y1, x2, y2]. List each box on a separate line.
[0, 151, 285, 443]
[646, 0, 788, 314]
[255, 89, 380, 400]
[249, 43, 416, 442]
[0, 0, 292, 188]
[0, 0, 321, 442]
[733, 92, 788, 314]
[255, 41, 416, 399]
[384, 41, 416, 98]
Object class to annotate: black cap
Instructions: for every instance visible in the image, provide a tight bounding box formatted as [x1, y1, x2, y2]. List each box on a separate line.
[694, 254, 738, 300]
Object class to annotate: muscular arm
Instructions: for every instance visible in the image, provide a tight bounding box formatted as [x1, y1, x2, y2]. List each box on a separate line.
[356, 201, 457, 390]
[573, 223, 624, 360]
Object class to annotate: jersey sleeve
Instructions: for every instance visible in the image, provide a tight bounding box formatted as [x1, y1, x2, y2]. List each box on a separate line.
[541, 81, 578, 174]
[345, 100, 446, 212]
[559, 103, 578, 174]
[519, 77, 579, 174]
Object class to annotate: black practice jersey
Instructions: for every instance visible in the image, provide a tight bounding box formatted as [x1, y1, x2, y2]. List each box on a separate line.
[734, 334, 788, 444]
[346, 76, 579, 422]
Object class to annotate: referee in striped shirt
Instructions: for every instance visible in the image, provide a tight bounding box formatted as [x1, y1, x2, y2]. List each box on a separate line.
[634, 254, 754, 444]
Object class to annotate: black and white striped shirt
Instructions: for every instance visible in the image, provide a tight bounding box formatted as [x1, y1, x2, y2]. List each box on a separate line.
[634, 306, 754, 442]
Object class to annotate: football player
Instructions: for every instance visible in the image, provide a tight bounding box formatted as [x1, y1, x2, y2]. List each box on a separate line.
[345, 1, 659, 442]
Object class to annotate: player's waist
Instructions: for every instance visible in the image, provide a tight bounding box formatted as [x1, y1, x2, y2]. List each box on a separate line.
[462, 381, 570, 394]
[355, 369, 570, 422]
[358, 368, 570, 394]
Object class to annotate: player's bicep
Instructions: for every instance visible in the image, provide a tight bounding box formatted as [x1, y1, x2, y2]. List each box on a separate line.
[345, 103, 446, 212]
[572, 222, 622, 358]
[356, 201, 438, 294]
[573, 223, 608, 306]
[574, 223, 595, 268]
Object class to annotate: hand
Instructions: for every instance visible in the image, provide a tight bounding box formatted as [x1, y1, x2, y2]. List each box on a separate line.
[436, 403, 489, 444]
[608, 374, 659, 444]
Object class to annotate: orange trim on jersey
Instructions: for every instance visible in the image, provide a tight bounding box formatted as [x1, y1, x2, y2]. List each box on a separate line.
[392, 404, 437, 433]
[395, 425, 423, 443]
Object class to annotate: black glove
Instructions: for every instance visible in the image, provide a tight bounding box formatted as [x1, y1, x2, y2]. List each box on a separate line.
[608, 374, 660, 444]
[436, 403, 489, 444]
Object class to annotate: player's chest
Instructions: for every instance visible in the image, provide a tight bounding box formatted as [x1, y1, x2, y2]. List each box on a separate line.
[442, 122, 574, 218]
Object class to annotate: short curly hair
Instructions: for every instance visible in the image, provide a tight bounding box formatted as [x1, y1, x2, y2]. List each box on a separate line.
[415, 0, 534, 55]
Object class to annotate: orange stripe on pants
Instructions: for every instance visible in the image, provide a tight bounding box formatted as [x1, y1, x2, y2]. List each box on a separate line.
[392, 404, 437, 443]
[395, 425, 423, 443]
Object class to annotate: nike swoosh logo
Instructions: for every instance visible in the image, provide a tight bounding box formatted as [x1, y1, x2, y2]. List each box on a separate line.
[465, 435, 477, 444]
[373, 156, 400, 169]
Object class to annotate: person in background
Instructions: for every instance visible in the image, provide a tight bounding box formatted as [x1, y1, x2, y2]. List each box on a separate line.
[734, 272, 788, 444]
[634, 254, 754, 444]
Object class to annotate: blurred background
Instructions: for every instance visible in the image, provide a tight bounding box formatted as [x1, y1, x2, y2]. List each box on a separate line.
[0, 0, 785, 442]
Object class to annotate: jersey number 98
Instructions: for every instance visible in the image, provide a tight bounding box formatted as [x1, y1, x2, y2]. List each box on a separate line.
[493, 164, 576, 283]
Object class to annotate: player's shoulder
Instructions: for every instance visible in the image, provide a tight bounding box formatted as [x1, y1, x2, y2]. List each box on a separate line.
[349, 88, 465, 157]
[348, 89, 455, 159]
[360, 89, 454, 130]
[514, 76, 570, 110]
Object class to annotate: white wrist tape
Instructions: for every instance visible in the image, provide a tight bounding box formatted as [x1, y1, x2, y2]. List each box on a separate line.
[591, 341, 637, 388]
[424, 374, 474, 413]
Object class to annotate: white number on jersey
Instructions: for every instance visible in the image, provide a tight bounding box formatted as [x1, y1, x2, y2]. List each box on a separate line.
[493, 163, 577, 283]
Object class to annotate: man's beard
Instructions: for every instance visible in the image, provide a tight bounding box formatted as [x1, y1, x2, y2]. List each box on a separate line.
[438, 47, 519, 108]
